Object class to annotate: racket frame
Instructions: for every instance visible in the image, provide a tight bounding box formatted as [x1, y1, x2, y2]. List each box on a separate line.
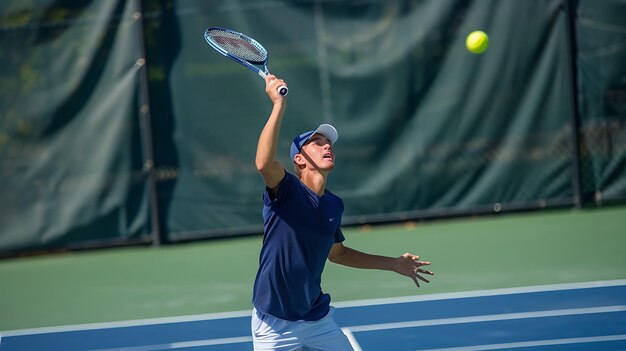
[204, 27, 288, 95]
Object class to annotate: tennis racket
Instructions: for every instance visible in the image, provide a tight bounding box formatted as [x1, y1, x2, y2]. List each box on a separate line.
[204, 27, 288, 96]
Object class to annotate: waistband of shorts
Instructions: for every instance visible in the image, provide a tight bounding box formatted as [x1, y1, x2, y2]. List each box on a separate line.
[253, 306, 334, 323]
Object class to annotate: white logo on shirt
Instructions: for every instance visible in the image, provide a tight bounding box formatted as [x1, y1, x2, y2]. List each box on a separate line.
[329, 218, 335, 222]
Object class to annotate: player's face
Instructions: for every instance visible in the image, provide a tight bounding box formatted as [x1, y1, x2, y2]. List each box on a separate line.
[301, 134, 334, 170]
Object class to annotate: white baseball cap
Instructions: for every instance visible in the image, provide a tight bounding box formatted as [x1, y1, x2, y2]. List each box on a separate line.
[289, 124, 338, 161]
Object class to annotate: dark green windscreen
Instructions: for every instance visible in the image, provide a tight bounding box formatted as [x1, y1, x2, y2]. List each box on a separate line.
[0, 0, 624, 252]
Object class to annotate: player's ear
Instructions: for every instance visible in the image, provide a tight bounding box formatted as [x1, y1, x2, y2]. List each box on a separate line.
[294, 154, 306, 166]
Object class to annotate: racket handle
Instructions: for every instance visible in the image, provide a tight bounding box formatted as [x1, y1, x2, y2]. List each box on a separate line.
[278, 85, 288, 96]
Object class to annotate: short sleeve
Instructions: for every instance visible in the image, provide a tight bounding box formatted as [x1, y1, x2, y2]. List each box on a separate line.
[263, 171, 296, 208]
[334, 222, 345, 243]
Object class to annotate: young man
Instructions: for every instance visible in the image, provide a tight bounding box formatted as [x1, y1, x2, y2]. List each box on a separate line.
[252, 75, 434, 350]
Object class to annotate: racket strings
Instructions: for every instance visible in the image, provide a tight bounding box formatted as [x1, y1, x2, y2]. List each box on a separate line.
[207, 29, 267, 64]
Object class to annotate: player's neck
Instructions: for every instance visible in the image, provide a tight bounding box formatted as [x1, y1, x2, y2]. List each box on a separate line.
[300, 170, 327, 196]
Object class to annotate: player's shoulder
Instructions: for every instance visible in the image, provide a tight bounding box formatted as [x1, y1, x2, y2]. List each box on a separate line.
[266, 171, 302, 202]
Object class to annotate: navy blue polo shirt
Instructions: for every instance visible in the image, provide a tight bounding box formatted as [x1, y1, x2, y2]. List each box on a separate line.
[252, 171, 345, 321]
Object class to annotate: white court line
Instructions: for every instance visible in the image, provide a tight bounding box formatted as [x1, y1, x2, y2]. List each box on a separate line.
[3, 279, 626, 337]
[89, 336, 252, 351]
[0, 310, 252, 337]
[415, 334, 626, 351]
[332, 279, 626, 308]
[342, 328, 363, 351]
[87, 306, 626, 351]
[92, 329, 363, 351]
[345, 305, 626, 333]
[90, 330, 364, 351]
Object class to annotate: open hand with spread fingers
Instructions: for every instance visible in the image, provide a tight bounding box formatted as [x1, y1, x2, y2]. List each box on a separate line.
[394, 253, 434, 287]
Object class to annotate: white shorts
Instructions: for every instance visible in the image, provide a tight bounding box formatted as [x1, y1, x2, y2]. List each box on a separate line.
[251, 307, 354, 351]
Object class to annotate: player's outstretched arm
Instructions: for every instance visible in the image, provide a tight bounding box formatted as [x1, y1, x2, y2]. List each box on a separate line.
[328, 243, 434, 288]
[255, 75, 287, 189]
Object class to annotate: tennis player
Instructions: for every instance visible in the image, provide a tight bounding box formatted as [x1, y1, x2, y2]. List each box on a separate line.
[252, 75, 434, 350]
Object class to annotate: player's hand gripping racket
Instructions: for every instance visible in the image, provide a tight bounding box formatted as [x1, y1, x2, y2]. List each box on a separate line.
[204, 27, 288, 96]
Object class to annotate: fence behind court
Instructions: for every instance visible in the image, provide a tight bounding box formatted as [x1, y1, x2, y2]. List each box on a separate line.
[0, 0, 624, 254]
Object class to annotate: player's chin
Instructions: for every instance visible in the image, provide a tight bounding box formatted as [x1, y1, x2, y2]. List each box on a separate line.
[322, 159, 335, 170]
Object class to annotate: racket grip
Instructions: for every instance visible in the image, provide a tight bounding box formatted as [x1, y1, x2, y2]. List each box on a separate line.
[278, 85, 288, 96]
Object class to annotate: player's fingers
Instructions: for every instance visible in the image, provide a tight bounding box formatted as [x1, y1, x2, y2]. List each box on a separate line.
[414, 260, 431, 266]
[417, 268, 434, 275]
[411, 275, 420, 288]
[265, 78, 286, 98]
[416, 274, 430, 284]
[264, 77, 275, 91]
[268, 78, 285, 88]
[404, 253, 418, 260]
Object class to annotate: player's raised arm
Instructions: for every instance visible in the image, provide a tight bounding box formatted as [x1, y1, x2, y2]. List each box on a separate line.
[255, 75, 287, 189]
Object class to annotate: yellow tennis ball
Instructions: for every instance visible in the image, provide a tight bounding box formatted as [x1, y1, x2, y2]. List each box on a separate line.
[466, 31, 489, 54]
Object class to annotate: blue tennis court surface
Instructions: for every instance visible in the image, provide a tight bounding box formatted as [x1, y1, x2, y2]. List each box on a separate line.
[2, 280, 626, 350]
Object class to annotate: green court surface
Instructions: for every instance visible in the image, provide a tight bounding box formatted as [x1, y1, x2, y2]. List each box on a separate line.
[1, 206, 625, 331]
